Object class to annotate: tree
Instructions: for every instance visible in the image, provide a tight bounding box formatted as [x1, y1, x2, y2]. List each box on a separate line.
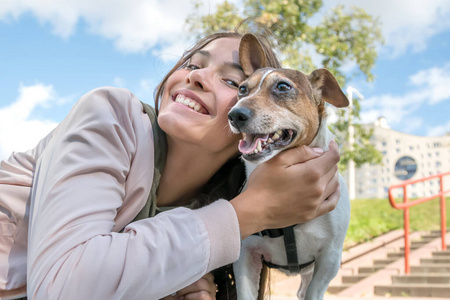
[186, 0, 384, 170]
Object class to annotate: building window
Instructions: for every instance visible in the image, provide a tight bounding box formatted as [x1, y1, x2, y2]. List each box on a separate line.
[409, 146, 414, 151]
[382, 141, 387, 147]
[436, 161, 442, 167]
[397, 149, 401, 153]
[436, 152, 440, 157]
[396, 139, 401, 144]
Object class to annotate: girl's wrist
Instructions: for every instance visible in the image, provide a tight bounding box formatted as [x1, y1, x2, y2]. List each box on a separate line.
[230, 191, 267, 240]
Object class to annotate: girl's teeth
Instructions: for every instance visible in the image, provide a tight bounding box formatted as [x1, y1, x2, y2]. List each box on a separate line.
[176, 95, 203, 113]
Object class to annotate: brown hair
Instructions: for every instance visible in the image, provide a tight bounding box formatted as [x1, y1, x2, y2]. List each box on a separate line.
[153, 30, 281, 112]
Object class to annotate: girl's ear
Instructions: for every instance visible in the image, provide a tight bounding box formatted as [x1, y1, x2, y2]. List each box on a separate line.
[239, 33, 267, 76]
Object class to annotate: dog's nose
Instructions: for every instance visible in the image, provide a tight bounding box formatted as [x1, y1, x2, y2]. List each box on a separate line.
[228, 107, 252, 130]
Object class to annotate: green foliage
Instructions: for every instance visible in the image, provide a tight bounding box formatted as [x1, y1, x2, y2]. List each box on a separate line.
[186, 0, 384, 170]
[345, 197, 450, 249]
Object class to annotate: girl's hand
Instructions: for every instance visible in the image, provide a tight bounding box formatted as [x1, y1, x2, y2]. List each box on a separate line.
[231, 140, 341, 239]
[162, 273, 217, 300]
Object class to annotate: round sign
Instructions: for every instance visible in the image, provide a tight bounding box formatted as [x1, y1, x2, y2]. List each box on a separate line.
[394, 156, 417, 180]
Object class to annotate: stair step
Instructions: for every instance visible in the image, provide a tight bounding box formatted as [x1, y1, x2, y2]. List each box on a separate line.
[420, 235, 439, 241]
[358, 265, 385, 274]
[432, 250, 450, 257]
[421, 257, 450, 264]
[375, 283, 450, 297]
[387, 252, 404, 258]
[327, 284, 352, 294]
[341, 274, 369, 284]
[400, 244, 422, 251]
[411, 264, 450, 273]
[392, 273, 450, 284]
[373, 258, 398, 265]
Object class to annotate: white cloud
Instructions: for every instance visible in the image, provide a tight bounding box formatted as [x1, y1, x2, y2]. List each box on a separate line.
[0, 83, 59, 160]
[0, 0, 235, 57]
[321, 0, 450, 57]
[409, 62, 450, 104]
[359, 64, 450, 130]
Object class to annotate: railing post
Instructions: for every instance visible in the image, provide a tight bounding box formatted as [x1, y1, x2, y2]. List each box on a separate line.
[440, 174, 447, 250]
[404, 185, 410, 274]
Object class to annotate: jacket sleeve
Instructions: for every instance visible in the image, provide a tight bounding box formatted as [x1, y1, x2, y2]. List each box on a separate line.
[27, 87, 241, 300]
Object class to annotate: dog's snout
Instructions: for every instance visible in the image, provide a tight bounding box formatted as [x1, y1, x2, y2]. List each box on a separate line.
[228, 107, 252, 130]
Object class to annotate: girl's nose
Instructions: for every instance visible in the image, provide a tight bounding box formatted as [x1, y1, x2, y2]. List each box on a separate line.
[186, 69, 210, 91]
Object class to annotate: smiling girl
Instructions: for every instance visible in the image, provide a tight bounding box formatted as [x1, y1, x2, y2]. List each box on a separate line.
[0, 31, 340, 300]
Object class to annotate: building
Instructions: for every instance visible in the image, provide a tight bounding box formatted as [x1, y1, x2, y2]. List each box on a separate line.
[345, 117, 450, 199]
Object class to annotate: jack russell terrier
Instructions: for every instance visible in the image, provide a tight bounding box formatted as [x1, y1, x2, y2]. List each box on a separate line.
[227, 33, 351, 300]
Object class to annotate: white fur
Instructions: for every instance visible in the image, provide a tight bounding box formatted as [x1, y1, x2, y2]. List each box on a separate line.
[233, 118, 350, 300]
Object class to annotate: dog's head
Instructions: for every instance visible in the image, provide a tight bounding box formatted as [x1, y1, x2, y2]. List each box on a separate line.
[228, 33, 349, 163]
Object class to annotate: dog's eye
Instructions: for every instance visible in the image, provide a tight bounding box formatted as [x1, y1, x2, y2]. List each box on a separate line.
[277, 82, 291, 92]
[238, 85, 248, 96]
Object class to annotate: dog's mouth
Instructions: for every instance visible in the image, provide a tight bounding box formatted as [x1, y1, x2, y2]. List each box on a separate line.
[239, 129, 296, 161]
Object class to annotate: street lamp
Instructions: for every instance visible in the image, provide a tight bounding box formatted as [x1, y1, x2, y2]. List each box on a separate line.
[346, 86, 364, 200]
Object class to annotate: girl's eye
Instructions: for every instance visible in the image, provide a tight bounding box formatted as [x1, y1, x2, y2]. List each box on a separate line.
[186, 64, 200, 70]
[224, 79, 239, 88]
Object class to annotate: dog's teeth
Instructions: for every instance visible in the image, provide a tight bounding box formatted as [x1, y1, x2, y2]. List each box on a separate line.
[254, 148, 259, 154]
[276, 129, 282, 136]
[257, 140, 262, 152]
[272, 133, 280, 140]
[268, 138, 274, 144]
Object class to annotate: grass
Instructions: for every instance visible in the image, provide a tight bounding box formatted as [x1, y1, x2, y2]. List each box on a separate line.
[344, 196, 450, 249]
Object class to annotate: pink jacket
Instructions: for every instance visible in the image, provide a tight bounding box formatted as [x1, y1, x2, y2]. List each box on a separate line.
[0, 87, 241, 300]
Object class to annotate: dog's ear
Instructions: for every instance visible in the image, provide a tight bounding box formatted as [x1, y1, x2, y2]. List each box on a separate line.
[239, 33, 268, 76]
[308, 69, 349, 108]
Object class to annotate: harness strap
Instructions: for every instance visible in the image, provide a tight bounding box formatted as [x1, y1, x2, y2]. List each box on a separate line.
[283, 226, 301, 273]
[263, 259, 315, 272]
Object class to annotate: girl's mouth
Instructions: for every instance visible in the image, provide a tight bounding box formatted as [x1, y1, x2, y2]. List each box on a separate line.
[174, 94, 209, 115]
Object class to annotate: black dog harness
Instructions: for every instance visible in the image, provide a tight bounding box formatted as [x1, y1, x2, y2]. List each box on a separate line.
[257, 225, 315, 273]
[239, 179, 314, 273]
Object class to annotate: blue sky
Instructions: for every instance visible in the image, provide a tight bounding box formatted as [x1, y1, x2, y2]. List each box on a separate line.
[1, 0, 450, 160]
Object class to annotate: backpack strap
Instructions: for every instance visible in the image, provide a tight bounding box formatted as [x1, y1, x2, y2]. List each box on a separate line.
[132, 102, 167, 221]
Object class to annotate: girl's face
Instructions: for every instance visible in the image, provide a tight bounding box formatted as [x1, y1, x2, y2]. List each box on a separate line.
[158, 37, 246, 155]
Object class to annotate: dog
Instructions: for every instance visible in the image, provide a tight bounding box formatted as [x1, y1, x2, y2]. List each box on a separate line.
[227, 33, 351, 300]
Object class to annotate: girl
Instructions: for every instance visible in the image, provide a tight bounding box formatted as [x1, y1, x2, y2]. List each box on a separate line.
[0, 31, 340, 300]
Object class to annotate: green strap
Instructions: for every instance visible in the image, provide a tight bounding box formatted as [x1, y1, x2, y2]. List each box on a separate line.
[132, 102, 167, 221]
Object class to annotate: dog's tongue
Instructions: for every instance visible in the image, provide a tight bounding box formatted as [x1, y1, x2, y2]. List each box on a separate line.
[238, 133, 269, 154]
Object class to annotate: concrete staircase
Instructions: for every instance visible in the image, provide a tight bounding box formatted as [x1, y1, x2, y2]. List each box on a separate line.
[327, 230, 450, 298]
[374, 247, 450, 297]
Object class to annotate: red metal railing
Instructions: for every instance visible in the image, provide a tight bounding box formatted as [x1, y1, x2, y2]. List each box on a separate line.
[388, 171, 450, 274]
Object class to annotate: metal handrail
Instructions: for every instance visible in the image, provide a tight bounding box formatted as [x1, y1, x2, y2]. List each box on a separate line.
[388, 171, 450, 274]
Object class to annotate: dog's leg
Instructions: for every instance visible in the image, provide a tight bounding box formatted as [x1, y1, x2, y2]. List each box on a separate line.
[233, 235, 265, 300]
[304, 250, 342, 300]
[297, 262, 315, 300]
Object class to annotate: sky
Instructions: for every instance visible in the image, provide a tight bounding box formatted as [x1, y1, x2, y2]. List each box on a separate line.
[1, 0, 450, 160]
